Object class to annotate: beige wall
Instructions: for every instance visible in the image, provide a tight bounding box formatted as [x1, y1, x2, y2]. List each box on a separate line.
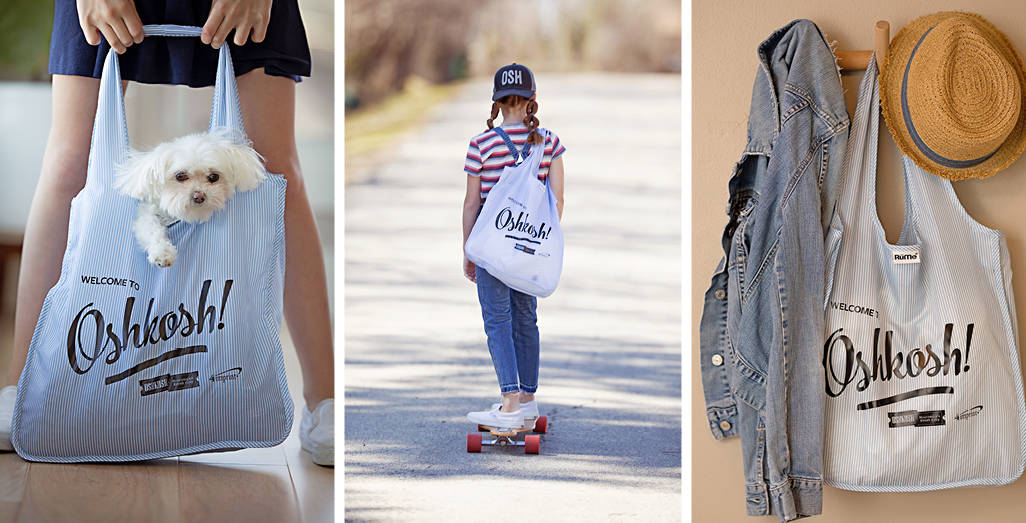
[693, 1, 1026, 521]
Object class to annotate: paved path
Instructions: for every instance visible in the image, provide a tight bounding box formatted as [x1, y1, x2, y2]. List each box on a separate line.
[344, 73, 681, 522]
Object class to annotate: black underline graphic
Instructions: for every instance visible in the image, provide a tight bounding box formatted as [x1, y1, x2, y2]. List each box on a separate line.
[505, 234, 541, 245]
[856, 386, 955, 410]
[104, 345, 208, 385]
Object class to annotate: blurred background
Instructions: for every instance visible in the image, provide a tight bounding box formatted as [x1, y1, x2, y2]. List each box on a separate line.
[0, 2, 333, 522]
[344, 0, 681, 179]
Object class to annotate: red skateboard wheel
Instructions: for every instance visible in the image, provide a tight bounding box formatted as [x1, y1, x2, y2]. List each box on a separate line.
[467, 433, 482, 453]
[533, 416, 547, 434]
[525, 435, 540, 454]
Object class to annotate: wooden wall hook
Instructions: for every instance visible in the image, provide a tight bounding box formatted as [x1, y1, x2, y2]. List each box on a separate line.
[836, 20, 890, 71]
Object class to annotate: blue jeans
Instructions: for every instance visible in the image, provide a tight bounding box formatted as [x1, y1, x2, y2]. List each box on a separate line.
[475, 266, 540, 394]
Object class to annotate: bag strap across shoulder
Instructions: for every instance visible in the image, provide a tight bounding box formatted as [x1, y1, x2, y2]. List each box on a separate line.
[492, 126, 533, 164]
[86, 24, 247, 191]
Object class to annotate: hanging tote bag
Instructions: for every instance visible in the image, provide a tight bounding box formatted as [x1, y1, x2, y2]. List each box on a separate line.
[465, 127, 564, 297]
[822, 56, 1026, 490]
[10, 25, 293, 462]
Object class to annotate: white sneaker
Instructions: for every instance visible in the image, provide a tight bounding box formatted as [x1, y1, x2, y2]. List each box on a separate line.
[490, 399, 539, 420]
[467, 403, 525, 429]
[0, 385, 15, 451]
[299, 398, 334, 466]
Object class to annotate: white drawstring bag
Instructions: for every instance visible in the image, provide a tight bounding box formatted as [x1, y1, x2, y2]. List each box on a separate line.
[11, 25, 293, 462]
[465, 128, 564, 297]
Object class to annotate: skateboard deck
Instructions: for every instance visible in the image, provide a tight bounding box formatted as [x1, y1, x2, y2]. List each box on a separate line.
[467, 416, 547, 454]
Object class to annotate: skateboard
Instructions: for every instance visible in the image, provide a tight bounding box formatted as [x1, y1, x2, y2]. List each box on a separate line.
[466, 416, 548, 454]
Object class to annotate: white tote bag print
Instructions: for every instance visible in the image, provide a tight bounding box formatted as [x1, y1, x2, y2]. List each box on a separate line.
[822, 56, 1026, 490]
[11, 25, 293, 462]
[465, 128, 564, 297]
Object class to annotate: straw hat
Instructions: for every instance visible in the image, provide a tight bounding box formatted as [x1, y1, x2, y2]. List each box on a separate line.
[880, 12, 1026, 180]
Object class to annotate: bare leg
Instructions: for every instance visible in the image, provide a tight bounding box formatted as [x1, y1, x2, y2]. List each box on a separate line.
[6, 75, 104, 386]
[236, 69, 334, 406]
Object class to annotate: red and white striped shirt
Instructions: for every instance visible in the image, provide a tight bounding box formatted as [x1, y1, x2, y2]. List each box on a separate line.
[464, 123, 566, 201]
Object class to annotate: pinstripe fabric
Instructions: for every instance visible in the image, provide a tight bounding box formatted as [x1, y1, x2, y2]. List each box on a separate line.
[10, 25, 293, 462]
[822, 56, 1026, 490]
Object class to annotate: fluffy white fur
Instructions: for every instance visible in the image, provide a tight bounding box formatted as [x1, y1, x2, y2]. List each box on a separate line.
[114, 129, 265, 267]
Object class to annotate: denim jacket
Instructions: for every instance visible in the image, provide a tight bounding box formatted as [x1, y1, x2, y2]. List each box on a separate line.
[699, 19, 849, 521]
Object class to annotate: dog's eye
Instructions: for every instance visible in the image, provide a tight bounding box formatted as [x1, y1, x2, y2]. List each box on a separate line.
[174, 172, 188, 182]
[207, 172, 220, 183]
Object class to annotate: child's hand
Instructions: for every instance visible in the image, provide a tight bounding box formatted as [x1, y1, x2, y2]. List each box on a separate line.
[464, 257, 476, 283]
[201, 0, 273, 49]
[76, 0, 145, 54]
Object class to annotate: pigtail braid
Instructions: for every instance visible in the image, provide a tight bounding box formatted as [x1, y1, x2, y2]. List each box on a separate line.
[524, 99, 542, 145]
[486, 102, 500, 129]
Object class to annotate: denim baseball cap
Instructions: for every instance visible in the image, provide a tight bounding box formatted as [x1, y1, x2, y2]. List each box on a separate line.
[492, 63, 536, 101]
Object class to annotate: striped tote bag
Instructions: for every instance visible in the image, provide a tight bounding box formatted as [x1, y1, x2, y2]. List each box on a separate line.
[10, 25, 293, 462]
[822, 56, 1026, 490]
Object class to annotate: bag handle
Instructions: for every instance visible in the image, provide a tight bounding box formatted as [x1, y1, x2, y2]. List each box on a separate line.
[492, 126, 532, 164]
[86, 24, 247, 191]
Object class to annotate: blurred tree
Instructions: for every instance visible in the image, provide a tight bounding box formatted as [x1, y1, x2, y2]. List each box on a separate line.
[0, 1, 54, 81]
[345, 0, 479, 109]
[345, 0, 681, 111]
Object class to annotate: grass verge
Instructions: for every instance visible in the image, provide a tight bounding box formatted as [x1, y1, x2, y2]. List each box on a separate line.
[344, 77, 459, 183]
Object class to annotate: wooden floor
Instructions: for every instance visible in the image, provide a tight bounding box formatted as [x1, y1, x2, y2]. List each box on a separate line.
[0, 318, 334, 523]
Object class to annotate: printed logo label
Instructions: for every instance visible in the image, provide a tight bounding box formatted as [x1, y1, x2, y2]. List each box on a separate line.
[65, 279, 233, 386]
[495, 208, 551, 242]
[954, 405, 984, 420]
[828, 301, 880, 318]
[823, 323, 974, 410]
[893, 250, 920, 264]
[140, 371, 199, 397]
[888, 409, 945, 428]
[514, 243, 536, 255]
[210, 367, 242, 383]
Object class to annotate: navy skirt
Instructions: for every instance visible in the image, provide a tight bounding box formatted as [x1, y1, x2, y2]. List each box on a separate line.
[49, 0, 311, 87]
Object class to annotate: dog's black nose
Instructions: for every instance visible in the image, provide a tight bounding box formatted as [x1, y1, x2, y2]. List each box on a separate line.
[192, 192, 206, 204]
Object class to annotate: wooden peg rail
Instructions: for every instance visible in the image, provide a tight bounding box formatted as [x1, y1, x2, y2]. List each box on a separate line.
[836, 20, 890, 71]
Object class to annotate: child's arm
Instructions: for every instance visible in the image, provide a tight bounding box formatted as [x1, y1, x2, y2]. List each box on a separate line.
[462, 174, 482, 282]
[548, 156, 564, 219]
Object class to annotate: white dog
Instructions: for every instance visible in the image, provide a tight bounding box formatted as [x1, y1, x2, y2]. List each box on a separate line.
[114, 129, 266, 267]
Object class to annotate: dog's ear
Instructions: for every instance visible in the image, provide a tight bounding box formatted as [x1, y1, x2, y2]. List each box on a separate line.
[221, 139, 267, 192]
[115, 147, 167, 199]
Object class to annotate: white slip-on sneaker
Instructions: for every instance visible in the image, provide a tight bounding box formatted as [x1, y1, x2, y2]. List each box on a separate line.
[490, 400, 539, 422]
[300, 398, 334, 466]
[0, 385, 15, 451]
[467, 403, 525, 429]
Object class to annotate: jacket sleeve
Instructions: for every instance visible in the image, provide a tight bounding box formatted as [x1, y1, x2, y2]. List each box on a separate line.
[699, 257, 738, 439]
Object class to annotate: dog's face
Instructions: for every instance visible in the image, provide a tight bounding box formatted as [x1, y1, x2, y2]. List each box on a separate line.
[115, 130, 266, 223]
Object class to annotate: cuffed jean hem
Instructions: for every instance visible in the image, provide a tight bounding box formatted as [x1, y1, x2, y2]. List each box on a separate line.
[519, 384, 538, 394]
[745, 476, 821, 522]
[499, 384, 520, 394]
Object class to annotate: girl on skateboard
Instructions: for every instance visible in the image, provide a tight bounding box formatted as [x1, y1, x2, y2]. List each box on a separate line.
[461, 63, 566, 429]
